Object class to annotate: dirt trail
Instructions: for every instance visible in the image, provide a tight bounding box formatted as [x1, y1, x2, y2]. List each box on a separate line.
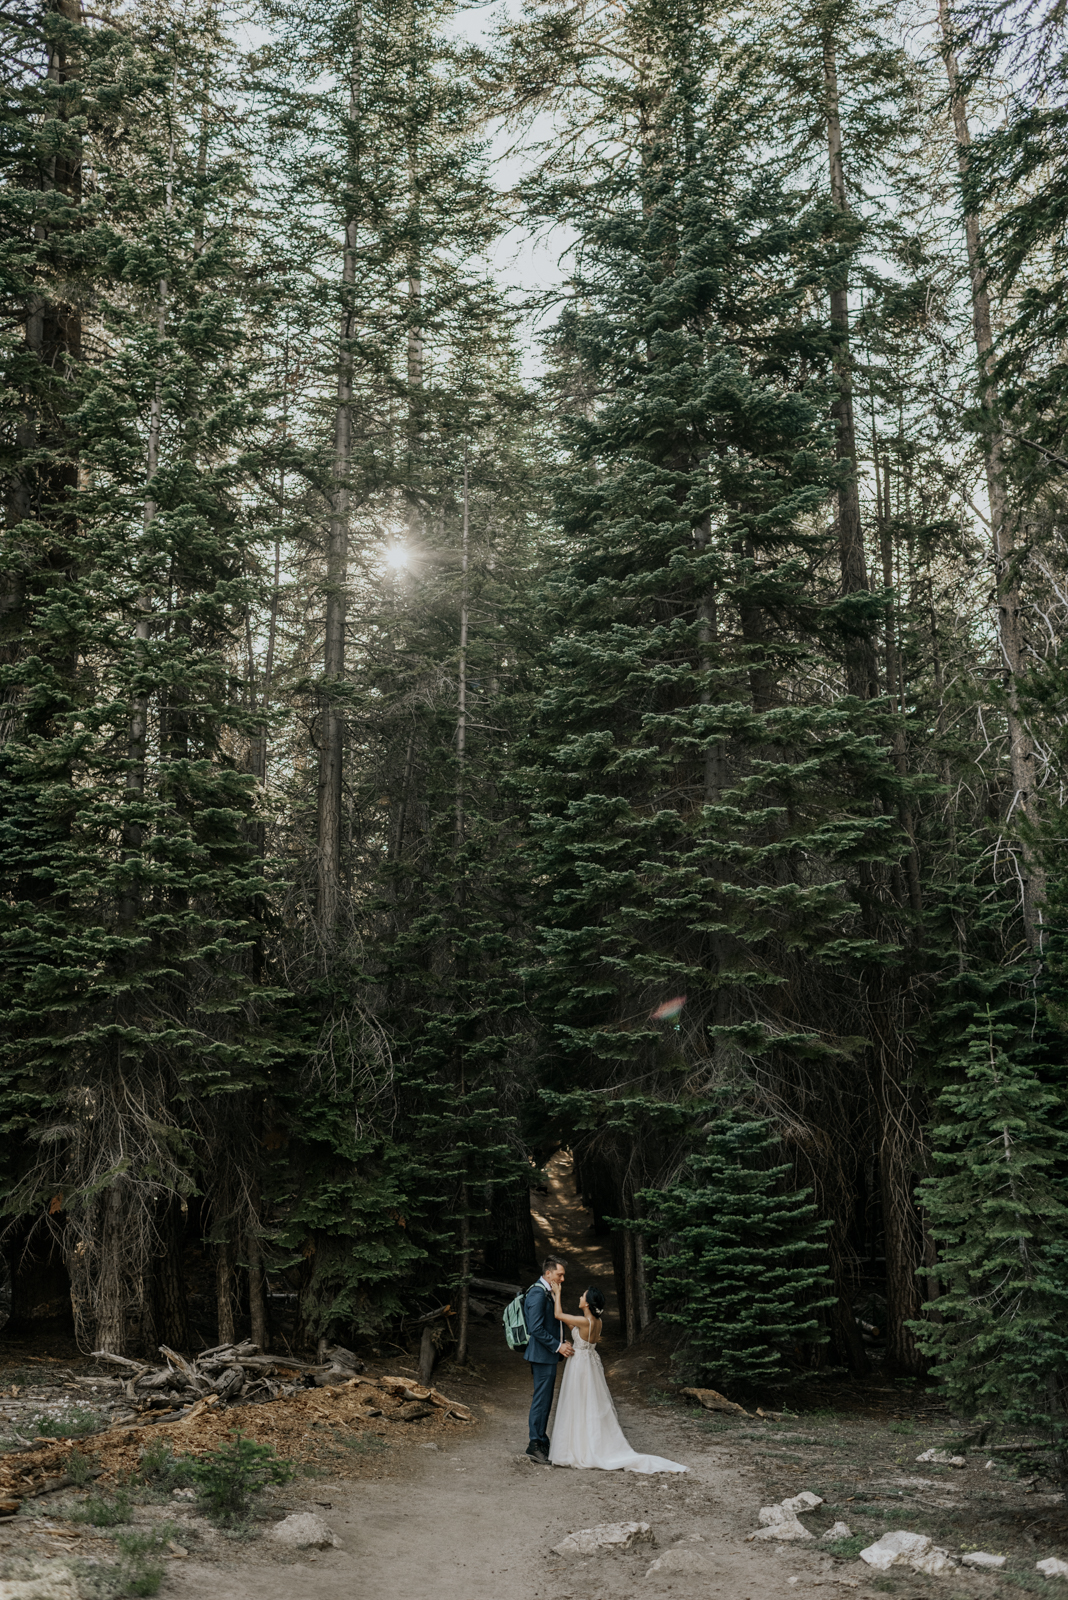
[165, 1155, 879, 1600]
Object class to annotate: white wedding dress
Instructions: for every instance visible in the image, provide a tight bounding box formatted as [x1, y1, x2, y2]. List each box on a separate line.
[548, 1326, 688, 1473]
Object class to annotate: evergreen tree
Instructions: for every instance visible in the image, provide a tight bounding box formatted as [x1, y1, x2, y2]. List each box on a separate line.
[518, 0, 916, 1366]
[638, 1113, 834, 1387]
[0, 1, 283, 1351]
[913, 1009, 1068, 1487]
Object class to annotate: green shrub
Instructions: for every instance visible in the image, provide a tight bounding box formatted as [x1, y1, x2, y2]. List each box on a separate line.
[188, 1435, 295, 1525]
[135, 1439, 196, 1490]
[66, 1448, 96, 1486]
[115, 1529, 172, 1596]
[825, 1535, 867, 1559]
[70, 1489, 132, 1526]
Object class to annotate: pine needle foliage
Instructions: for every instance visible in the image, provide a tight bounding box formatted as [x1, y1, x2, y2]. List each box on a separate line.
[639, 1113, 834, 1387]
[913, 1009, 1068, 1486]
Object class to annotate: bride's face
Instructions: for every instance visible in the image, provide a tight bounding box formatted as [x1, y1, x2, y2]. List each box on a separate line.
[579, 1293, 588, 1313]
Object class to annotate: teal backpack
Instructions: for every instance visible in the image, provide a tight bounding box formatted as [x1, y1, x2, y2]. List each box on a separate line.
[503, 1286, 532, 1351]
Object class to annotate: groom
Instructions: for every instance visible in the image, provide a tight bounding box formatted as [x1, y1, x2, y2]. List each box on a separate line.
[524, 1254, 573, 1465]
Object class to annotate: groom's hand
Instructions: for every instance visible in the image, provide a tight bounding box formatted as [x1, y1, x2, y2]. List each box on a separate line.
[560, 1342, 574, 1357]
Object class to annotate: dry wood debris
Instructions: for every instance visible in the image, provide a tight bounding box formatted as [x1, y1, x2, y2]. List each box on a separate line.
[0, 1363, 473, 1513]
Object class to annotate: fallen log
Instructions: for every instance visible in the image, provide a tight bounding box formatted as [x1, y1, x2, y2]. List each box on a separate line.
[468, 1276, 522, 1298]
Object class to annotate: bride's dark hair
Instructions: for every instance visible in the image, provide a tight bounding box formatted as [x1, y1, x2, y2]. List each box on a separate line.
[584, 1286, 606, 1316]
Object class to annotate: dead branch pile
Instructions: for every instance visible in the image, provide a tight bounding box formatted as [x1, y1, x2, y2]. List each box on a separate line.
[0, 1370, 473, 1513]
[88, 1339, 367, 1416]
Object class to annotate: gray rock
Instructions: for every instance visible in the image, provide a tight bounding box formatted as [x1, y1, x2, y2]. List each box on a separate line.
[268, 1512, 342, 1550]
[645, 1548, 711, 1578]
[860, 1531, 931, 1571]
[961, 1552, 1006, 1570]
[1037, 1557, 1068, 1578]
[749, 1505, 814, 1542]
[553, 1522, 655, 1557]
[915, 1448, 966, 1467]
[820, 1521, 852, 1541]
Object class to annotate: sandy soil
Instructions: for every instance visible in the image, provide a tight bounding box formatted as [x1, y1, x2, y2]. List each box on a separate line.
[160, 1153, 878, 1600]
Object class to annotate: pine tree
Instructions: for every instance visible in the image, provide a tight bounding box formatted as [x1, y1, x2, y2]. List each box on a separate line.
[638, 1113, 834, 1388]
[0, 1, 283, 1352]
[516, 0, 917, 1366]
[913, 1010, 1068, 1487]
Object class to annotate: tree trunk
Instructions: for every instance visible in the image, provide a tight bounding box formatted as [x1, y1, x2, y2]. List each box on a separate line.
[316, 33, 361, 938]
[456, 1204, 471, 1364]
[215, 1238, 236, 1346]
[937, 0, 1043, 945]
[873, 1026, 926, 1374]
[94, 1185, 131, 1355]
[623, 1227, 638, 1347]
[247, 1226, 268, 1352]
[822, 26, 877, 702]
[875, 449, 923, 917]
[155, 1198, 189, 1352]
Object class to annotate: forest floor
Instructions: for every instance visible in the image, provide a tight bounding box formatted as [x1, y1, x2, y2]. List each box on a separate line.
[2, 1155, 1067, 1599]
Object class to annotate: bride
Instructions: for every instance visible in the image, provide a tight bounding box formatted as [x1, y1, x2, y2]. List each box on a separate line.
[548, 1281, 687, 1474]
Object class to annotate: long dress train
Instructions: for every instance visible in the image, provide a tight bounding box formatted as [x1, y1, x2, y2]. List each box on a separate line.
[548, 1327, 688, 1473]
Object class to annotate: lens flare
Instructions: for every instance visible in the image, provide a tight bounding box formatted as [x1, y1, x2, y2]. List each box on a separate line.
[384, 544, 409, 570]
[650, 995, 686, 1022]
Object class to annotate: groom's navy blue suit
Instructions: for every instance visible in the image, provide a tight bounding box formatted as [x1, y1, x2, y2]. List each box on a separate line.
[524, 1278, 565, 1454]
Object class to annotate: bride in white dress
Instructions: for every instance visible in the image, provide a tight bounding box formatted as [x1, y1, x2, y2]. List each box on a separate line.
[548, 1282, 687, 1474]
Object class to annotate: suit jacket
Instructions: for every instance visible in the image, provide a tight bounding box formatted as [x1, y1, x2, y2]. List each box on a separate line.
[523, 1279, 564, 1365]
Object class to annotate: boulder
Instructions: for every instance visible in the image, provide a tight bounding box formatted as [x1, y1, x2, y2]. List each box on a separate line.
[860, 1531, 932, 1571]
[553, 1522, 654, 1557]
[821, 1522, 853, 1542]
[1037, 1558, 1068, 1578]
[961, 1552, 1006, 1570]
[269, 1512, 342, 1550]
[915, 1448, 966, 1467]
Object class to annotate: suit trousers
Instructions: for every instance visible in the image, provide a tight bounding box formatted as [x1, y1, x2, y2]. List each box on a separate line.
[528, 1360, 559, 1450]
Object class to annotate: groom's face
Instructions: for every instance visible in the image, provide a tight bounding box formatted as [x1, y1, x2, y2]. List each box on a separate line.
[547, 1265, 565, 1288]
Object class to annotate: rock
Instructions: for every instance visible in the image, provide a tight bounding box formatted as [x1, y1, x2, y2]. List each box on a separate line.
[821, 1522, 852, 1541]
[645, 1548, 711, 1577]
[747, 1491, 823, 1542]
[860, 1531, 932, 1571]
[1037, 1557, 1068, 1577]
[553, 1523, 655, 1557]
[915, 1448, 966, 1467]
[268, 1512, 341, 1550]
[679, 1387, 748, 1416]
[961, 1552, 1006, 1570]
[911, 1546, 956, 1575]
[0, 1565, 79, 1600]
[782, 1492, 824, 1513]
[749, 1506, 813, 1543]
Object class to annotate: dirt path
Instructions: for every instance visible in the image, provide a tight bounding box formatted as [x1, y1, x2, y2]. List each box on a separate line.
[164, 1156, 879, 1600]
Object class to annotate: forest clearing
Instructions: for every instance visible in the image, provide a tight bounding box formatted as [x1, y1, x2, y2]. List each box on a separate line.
[7, 0, 1068, 1592]
[1, 1160, 1066, 1599]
